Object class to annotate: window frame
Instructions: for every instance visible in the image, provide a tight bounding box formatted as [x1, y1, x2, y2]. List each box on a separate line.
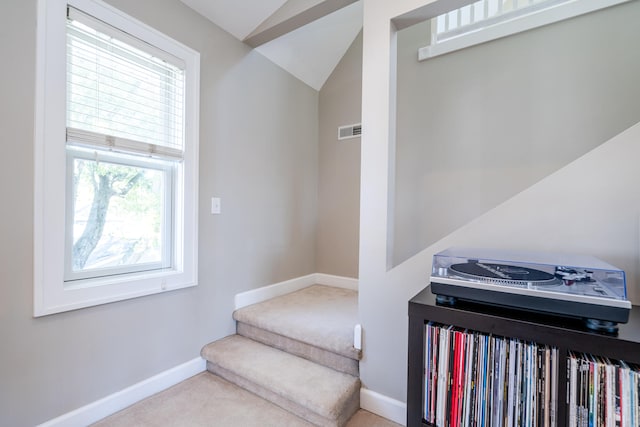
[63, 147, 176, 283]
[34, 0, 200, 316]
[418, 0, 631, 61]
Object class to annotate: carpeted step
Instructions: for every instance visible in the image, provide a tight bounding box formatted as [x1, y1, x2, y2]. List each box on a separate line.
[201, 335, 361, 427]
[233, 285, 361, 376]
[93, 372, 315, 426]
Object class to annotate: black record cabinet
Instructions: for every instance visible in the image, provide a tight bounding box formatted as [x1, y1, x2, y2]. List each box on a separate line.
[407, 285, 640, 427]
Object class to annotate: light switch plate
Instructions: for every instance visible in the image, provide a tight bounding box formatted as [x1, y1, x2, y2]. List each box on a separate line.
[211, 197, 221, 214]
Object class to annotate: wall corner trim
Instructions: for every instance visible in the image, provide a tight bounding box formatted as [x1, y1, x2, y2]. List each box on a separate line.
[37, 357, 206, 427]
[360, 388, 407, 426]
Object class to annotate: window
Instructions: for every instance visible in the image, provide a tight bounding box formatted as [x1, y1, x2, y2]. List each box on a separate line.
[433, 0, 554, 42]
[419, 0, 630, 60]
[34, 0, 200, 316]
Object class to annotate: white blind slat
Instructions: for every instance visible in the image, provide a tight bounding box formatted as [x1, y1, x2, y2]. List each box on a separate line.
[67, 128, 183, 161]
[67, 7, 185, 69]
[66, 6, 185, 158]
[67, 25, 184, 85]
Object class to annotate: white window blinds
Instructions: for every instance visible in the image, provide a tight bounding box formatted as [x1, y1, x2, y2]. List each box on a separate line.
[66, 7, 185, 160]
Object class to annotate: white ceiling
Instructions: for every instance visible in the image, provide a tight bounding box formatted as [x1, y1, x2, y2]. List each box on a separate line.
[180, 0, 289, 40]
[180, 0, 363, 90]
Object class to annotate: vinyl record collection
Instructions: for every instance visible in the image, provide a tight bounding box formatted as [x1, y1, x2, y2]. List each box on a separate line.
[423, 323, 559, 427]
[567, 352, 640, 427]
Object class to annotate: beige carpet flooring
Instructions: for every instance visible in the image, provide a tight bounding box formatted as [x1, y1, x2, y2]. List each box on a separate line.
[93, 372, 401, 427]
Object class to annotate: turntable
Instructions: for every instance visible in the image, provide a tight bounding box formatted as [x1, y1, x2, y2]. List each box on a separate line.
[430, 247, 631, 333]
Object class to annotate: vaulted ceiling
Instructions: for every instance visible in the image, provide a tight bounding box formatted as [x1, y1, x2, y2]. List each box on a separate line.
[180, 0, 363, 90]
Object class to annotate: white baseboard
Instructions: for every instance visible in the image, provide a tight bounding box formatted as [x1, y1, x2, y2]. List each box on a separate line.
[38, 357, 206, 427]
[234, 274, 317, 310]
[314, 273, 358, 291]
[360, 388, 407, 426]
[234, 273, 358, 310]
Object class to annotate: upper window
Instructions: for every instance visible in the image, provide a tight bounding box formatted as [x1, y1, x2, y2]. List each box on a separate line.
[433, 0, 557, 43]
[34, 0, 200, 316]
[419, 0, 630, 60]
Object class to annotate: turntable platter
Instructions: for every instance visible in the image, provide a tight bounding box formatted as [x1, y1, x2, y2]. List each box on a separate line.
[450, 262, 558, 284]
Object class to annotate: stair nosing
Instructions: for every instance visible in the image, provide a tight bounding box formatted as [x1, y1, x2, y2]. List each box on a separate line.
[233, 315, 361, 361]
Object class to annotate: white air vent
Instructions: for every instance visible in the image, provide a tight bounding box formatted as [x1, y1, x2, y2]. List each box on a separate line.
[338, 123, 362, 140]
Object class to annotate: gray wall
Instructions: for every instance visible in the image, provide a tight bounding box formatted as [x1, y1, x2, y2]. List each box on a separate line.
[0, 0, 318, 425]
[317, 32, 362, 278]
[393, 2, 640, 266]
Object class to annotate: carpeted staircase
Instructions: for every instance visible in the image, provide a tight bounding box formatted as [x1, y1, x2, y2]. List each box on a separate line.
[200, 284, 361, 427]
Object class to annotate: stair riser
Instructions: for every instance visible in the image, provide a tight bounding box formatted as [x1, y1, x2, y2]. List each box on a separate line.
[206, 361, 360, 427]
[237, 322, 359, 377]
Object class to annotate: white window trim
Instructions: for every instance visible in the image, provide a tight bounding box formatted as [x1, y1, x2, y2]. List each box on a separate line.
[418, 0, 631, 61]
[34, 0, 200, 316]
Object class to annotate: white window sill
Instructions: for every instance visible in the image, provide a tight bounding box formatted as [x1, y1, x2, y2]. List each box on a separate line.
[34, 269, 197, 317]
